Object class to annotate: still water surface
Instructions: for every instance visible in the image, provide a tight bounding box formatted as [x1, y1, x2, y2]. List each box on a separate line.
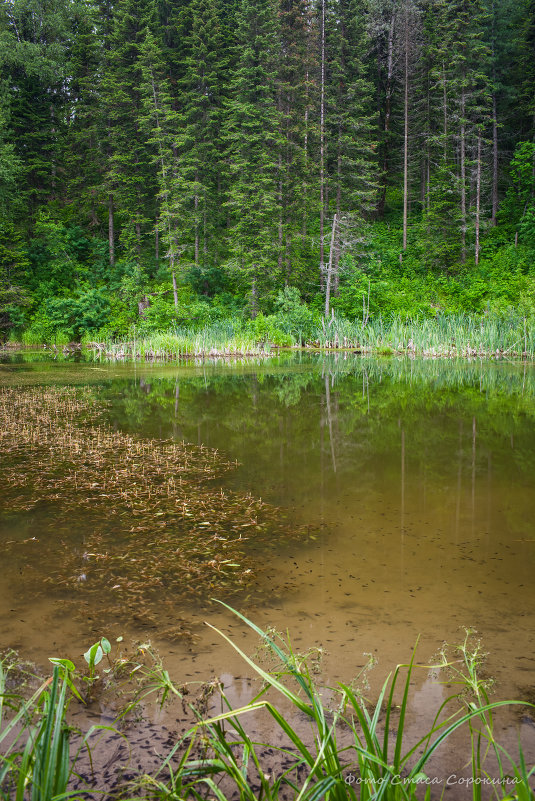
[1, 351, 534, 779]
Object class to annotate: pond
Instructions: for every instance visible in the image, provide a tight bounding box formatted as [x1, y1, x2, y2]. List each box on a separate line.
[1, 351, 534, 788]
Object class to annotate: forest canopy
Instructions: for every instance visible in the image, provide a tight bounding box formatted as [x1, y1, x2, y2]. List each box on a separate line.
[0, 0, 534, 342]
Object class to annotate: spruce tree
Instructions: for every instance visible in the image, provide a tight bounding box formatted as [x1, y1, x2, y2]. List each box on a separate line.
[101, 0, 159, 266]
[277, 0, 317, 286]
[138, 27, 185, 303]
[323, 0, 377, 302]
[0, 83, 22, 219]
[224, 0, 284, 310]
[177, 0, 227, 268]
[422, 0, 491, 269]
[0, 0, 70, 223]
[63, 0, 106, 227]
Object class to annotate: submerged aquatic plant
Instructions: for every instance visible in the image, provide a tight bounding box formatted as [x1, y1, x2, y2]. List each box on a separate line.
[0, 387, 315, 640]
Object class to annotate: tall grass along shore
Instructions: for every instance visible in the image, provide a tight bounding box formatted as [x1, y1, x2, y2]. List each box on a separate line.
[74, 312, 535, 362]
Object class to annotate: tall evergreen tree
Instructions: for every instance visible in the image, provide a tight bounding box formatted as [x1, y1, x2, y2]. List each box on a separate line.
[0, 0, 70, 223]
[276, 0, 316, 285]
[323, 0, 377, 303]
[62, 0, 106, 227]
[102, 0, 159, 266]
[177, 0, 227, 268]
[422, 0, 491, 269]
[224, 0, 284, 310]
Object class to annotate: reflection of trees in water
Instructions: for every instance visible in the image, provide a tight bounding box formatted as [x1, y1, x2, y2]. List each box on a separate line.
[94, 357, 535, 550]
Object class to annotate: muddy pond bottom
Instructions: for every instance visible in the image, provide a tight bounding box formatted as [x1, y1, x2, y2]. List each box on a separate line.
[1, 352, 534, 794]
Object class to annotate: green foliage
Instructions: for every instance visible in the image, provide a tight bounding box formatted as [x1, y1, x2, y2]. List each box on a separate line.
[0, 222, 30, 340]
[25, 289, 111, 343]
[500, 142, 535, 245]
[0, 82, 22, 218]
[135, 285, 212, 334]
[245, 313, 294, 347]
[272, 286, 318, 342]
[0, 0, 533, 339]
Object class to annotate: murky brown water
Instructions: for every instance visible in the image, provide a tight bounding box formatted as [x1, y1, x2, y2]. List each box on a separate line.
[1, 351, 534, 791]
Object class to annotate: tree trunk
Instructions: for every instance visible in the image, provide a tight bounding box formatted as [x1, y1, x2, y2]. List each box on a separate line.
[194, 176, 199, 267]
[250, 276, 258, 318]
[475, 132, 481, 265]
[442, 62, 447, 161]
[402, 11, 409, 251]
[278, 153, 284, 274]
[135, 218, 141, 262]
[460, 83, 466, 263]
[319, 0, 326, 289]
[172, 265, 178, 309]
[138, 295, 150, 318]
[108, 194, 115, 268]
[303, 70, 309, 241]
[334, 141, 341, 293]
[491, 93, 498, 226]
[377, 14, 395, 218]
[324, 213, 337, 318]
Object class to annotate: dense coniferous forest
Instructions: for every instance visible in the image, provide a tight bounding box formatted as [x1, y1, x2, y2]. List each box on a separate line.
[0, 0, 534, 343]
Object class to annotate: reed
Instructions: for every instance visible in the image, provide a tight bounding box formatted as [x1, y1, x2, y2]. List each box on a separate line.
[313, 311, 535, 359]
[85, 311, 535, 363]
[87, 322, 271, 361]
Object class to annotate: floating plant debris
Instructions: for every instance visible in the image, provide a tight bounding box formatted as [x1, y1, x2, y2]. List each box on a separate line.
[0, 386, 311, 639]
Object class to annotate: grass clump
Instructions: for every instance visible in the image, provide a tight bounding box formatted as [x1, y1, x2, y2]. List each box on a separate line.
[1, 613, 534, 800]
[313, 311, 535, 359]
[87, 321, 273, 361]
[163, 607, 533, 801]
[84, 309, 535, 363]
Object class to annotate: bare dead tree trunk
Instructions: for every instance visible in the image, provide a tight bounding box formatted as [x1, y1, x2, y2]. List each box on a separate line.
[320, 0, 326, 289]
[475, 131, 481, 265]
[402, 10, 409, 251]
[108, 194, 115, 267]
[155, 216, 159, 262]
[324, 213, 337, 318]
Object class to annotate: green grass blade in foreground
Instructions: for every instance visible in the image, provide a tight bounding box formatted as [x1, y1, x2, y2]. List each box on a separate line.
[0, 677, 54, 756]
[409, 699, 533, 780]
[211, 600, 314, 702]
[204, 623, 311, 713]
